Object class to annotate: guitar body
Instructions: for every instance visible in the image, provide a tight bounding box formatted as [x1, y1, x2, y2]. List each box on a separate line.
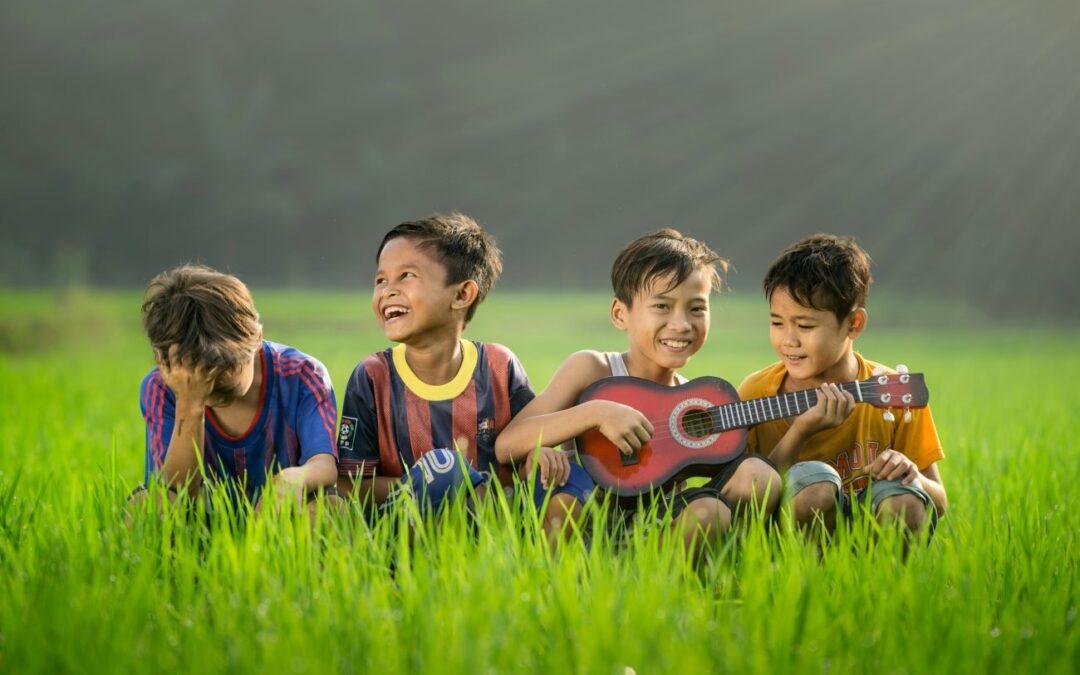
[576, 376, 746, 496]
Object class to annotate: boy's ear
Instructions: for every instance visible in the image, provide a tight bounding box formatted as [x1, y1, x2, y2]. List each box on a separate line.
[847, 307, 868, 338]
[451, 280, 480, 312]
[610, 298, 629, 331]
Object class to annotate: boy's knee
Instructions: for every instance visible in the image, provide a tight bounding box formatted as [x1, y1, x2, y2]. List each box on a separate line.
[791, 481, 838, 524]
[687, 497, 732, 534]
[740, 458, 782, 506]
[876, 493, 927, 531]
[543, 492, 583, 530]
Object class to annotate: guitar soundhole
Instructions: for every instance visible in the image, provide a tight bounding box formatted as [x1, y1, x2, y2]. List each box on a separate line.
[680, 409, 714, 439]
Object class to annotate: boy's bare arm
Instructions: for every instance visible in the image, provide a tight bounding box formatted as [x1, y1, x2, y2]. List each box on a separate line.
[275, 453, 338, 491]
[157, 348, 218, 495]
[338, 475, 399, 505]
[495, 351, 653, 462]
[767, 383, 855, 469]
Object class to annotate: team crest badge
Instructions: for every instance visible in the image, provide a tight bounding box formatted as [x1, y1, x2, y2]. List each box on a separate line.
[338, 416, 358, 450]
[476, 418, 495, 444]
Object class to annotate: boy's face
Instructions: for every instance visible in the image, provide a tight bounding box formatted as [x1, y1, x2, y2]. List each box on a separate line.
[768, 285, 865, 385]
[612, 267, 712, 374]
[207, 348, 259, 407]
[372, 236, 464, 344]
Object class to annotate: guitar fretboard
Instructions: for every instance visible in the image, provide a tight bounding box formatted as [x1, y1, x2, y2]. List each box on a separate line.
[708, 381, 866, 432]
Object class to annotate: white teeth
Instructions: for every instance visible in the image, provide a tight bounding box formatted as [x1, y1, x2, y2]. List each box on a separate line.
[383, 306, 409, 320]
[660, 339, 691, 349]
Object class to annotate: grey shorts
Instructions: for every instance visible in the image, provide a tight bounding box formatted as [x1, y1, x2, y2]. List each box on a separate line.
[785, 460, 935, 522]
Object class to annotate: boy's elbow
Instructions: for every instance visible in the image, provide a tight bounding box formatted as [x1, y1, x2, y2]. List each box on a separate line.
[494, 436, 515, 464]
[934, 493, 948, 518]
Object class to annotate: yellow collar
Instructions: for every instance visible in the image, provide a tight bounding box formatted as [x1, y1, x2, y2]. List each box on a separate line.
[391, 340, 478, 401]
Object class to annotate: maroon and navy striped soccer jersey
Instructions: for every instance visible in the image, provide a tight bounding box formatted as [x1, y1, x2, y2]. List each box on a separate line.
[140, 340, 338, 501]
[336, 340, 534, 486]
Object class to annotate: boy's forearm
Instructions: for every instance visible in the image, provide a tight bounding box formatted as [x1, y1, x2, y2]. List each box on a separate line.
[766, 425, 811, 471]
[496, 402, 599, 463]
[915, 469, 948, 517]
[297, 454, 338, 490]
[360, 476, 398, 505]
[161, 401, 206, 494]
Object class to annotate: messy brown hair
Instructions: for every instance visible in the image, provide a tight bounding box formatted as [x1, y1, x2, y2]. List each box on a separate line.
[141, 264, 263, 376]
[376, 212, 503, 323]
[763, 233, 873, 321]
[610, 229, 728, 306]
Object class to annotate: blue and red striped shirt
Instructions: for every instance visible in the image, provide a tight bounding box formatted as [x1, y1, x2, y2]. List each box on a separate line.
[140, 340, 338, 501]
[336, 340, 534, 486]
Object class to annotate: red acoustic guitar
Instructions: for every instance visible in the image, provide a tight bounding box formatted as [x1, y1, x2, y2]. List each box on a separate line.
[574, 368, 929, 496]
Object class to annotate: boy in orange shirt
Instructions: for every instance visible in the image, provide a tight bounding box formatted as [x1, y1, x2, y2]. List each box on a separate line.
[739, 234, 946, 535]
[498, 229, 780, 562]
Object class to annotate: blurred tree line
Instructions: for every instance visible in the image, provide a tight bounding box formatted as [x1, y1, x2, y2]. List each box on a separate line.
[1, 0, 1077, 317]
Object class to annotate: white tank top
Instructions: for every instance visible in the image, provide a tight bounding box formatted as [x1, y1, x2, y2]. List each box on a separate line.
[604, 351, 688, 384]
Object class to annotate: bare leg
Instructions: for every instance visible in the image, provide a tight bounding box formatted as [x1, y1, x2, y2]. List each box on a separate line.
[790, 481, 839, 537]
[721, 458, 782, 523]
[541, 492, 585, 548]
[670, 497, 731, 567]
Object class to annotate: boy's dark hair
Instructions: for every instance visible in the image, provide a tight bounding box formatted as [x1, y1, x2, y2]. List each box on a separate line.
[376, 212, 503, 323]
[142, 264, 263, 372]
[610, 229, 728, 306]
[763, 234, 873, 321]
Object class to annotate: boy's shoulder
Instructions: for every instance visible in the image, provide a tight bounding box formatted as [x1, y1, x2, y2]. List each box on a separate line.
[545, 349, 616, 398]
[262, 341, 334, 403]
[737, 360, 787, 397]
[264, 340, 328, 373]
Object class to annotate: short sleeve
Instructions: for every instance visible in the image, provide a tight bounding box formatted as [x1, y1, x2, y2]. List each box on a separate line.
[892, 405, 943, 470]
[295, 359, 339, 466]
[506, 351, 536, 418]
[337, 362, 381, 477]
[140, 370, 176, 483]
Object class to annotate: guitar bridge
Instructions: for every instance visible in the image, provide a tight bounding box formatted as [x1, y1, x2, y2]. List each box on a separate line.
[620, 451, 640, 467]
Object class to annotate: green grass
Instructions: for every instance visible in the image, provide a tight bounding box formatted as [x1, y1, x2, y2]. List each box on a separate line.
[0, 289, 1077, 674]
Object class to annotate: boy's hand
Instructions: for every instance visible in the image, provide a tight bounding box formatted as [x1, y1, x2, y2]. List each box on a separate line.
[791, 383, 855, 438]
[864, 449, 920, 485]
[257, 466, 309, 511]
[593, 400, 654, 456]
[157, 345, 218, 407]
[527, 446, 571, 489]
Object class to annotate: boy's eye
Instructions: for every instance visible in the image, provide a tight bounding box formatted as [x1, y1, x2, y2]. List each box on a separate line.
[797, 324, 815, 330]
[652, 303, 669, 310]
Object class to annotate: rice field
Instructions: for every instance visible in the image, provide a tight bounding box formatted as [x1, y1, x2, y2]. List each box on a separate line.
[0, 289, 1076, 674]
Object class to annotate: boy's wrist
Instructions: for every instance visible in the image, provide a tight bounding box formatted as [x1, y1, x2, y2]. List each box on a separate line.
[174, 398, 208, 418]
[583, 399, 605, 429]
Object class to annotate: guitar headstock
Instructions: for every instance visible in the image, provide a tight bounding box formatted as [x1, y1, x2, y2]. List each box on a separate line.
[860, 365, 929, 411]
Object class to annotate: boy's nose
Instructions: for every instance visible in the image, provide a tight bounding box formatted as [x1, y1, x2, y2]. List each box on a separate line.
[667, 313, 692, 331]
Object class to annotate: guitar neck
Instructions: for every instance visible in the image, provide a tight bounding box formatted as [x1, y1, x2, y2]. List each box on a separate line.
[710, 381, 865, 432]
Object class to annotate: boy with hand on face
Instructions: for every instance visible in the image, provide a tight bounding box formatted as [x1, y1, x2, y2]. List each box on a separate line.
[497, 230, 781, 562]
[135, 265, 340, 512]
[740, 234, 947, 536]
[337, 214, 593, 541]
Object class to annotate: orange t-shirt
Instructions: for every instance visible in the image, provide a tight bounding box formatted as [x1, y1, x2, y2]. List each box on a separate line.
[738, 352, 943, 492]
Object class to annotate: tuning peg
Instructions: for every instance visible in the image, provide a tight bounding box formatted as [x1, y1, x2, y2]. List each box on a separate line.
[896, 364, 909, 374]
[872, 365, 886, 376]
[883, 409, 896, 423]
[903, 408, 913, 423]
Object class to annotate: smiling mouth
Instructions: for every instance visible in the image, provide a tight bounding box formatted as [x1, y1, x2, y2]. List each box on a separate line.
[382, 305, 410, 321]
[659, 338, 692, 350]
